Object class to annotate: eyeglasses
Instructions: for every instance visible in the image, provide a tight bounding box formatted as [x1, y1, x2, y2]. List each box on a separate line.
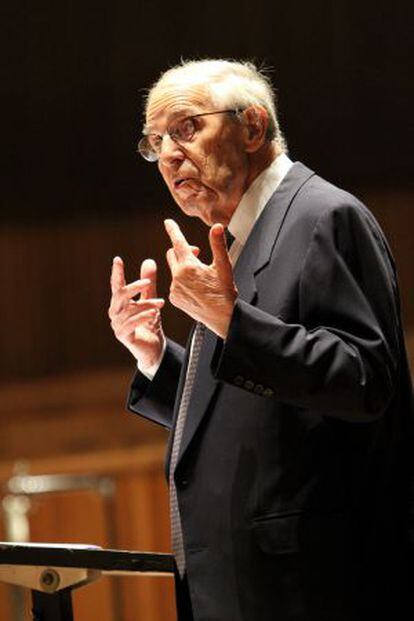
[137, 109, 242, 162]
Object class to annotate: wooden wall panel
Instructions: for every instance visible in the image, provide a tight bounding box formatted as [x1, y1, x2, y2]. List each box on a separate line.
[28, 490, 116, 621]
[361, 187, 414, 330]
[0, 445, 175, 621]
[0, 187, 412, 391]
[0, 210, 200, 383]
[115, 471, 175, 621]
[0, 368, 166, 462]
[0, 517, 12, 620]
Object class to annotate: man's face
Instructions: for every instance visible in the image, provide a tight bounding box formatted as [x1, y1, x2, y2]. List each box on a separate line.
[145, 85, 250, 226]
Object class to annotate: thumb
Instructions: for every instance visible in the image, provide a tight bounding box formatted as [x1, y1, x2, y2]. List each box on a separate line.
[209, 224, 233, 281]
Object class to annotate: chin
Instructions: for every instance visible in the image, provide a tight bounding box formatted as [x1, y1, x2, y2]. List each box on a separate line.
[175, 199, 216, 225]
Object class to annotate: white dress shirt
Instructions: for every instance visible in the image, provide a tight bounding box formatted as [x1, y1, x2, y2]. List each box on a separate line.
[227, 152, 293, 265]
[139, 152, 293, 379]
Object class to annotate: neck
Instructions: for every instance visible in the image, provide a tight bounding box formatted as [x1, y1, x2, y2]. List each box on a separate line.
[245, 141, 282, 190]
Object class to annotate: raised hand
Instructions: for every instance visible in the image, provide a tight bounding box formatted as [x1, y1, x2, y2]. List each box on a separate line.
[164, 219, 237, 338]
[109, 256, 165, 368]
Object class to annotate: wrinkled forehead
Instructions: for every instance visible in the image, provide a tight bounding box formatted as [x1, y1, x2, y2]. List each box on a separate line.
[145, 81, 213, 132]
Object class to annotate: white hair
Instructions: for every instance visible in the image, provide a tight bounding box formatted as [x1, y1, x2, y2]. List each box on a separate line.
[145, 59, 287, 152]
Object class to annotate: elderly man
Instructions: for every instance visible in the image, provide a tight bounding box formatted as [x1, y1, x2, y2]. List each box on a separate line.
[109, 60, 413, 621]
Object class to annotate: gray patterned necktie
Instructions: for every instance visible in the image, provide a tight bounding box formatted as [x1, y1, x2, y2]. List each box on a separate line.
[169, 321, 205, 577]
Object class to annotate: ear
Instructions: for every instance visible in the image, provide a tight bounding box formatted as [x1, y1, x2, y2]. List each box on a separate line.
[242, 106, 269, 153]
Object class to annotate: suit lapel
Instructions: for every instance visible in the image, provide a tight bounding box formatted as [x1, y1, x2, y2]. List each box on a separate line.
[175, 162, 315, 467]
[233, 162, 315, 300]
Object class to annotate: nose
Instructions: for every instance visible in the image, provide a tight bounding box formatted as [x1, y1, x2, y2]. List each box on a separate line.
[158, 133, 184, 166]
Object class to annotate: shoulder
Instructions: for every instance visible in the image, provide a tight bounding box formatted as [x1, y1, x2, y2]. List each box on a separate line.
[294, 167, 366, 219]
[287, 168, 395, 281]
[289, 165, 387, 246]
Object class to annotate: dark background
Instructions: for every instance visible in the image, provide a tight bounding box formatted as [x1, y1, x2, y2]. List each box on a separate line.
[3, 1, 413, 221]
[1, 0, 413, 382]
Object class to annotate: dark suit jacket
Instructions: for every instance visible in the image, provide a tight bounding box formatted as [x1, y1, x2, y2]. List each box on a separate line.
[128, 163, 414, 621]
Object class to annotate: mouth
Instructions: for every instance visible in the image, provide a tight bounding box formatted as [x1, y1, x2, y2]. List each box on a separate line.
[174, 177, 196, 189]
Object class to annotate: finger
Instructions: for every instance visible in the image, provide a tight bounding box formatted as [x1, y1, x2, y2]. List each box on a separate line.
[166, 247, 178, 274]
[190, 245, 200, 257]
[110, 278, 153, 314]
[110, 256, 126, 294]
[109, 300, 139, 324]
[209, 224, 233, 279]
[117, 308, 160, 340]
[135, 297, 165, 310]
[140, 259, 158, 299]
[124, 278, 152, 297]
[164, 219, 192, 261]
[110, 295, 164, 321]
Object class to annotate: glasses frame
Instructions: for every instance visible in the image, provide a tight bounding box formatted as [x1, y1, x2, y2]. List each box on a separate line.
[137, 109, 243, 162]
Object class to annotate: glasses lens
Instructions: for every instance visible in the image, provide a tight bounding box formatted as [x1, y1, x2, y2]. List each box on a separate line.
[138, 114, 199, 162]
[172, 117, 196, 143]
[137, 136, 159, 162]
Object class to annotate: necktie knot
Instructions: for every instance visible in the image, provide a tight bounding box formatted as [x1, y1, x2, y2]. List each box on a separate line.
[225, 228, 235, 248]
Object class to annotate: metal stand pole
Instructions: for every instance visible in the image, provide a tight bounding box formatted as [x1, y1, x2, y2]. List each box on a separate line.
[31, 588, 74, 621]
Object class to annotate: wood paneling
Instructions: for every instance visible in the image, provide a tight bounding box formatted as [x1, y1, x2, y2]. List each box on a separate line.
[0, 210, 202, 383]
[0, 445, 175, 621]
[360, 187, 414, 330]
[115, 471, 175, 621]
[0, 187, 412, 387]
[0, 368, 167, 462]
[0, 517, 12, 620]
[29, 490, 116, 621]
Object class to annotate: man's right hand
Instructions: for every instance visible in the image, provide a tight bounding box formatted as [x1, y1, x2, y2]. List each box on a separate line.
[109, 257, 165, 369]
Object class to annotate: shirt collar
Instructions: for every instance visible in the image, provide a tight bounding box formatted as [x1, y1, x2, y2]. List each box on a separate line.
[228, 152, 293, 246]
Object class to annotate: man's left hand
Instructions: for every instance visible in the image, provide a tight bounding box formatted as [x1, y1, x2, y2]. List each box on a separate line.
[164, 219, 237, 339]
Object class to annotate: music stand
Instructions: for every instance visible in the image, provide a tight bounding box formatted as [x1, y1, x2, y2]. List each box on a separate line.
[0, 542, 175, 621]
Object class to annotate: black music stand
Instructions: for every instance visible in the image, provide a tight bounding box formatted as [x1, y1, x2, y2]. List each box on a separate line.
[0, 542, 175, 621]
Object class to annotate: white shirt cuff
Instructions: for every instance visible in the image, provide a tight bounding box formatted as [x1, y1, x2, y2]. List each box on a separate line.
[136, 338, 167, 380]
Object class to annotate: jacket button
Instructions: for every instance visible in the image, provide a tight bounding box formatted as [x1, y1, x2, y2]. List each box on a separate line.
[244, 380, 254, 391]
[254, 384, 264, 395]
[234, 375, 244, 386]
[263, 387, 274, 397]
[177, 477, 189, 488]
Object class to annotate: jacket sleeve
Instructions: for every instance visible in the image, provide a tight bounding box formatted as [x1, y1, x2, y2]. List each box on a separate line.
[127, 339, 184, 429]
[212, 203, 400, 422]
